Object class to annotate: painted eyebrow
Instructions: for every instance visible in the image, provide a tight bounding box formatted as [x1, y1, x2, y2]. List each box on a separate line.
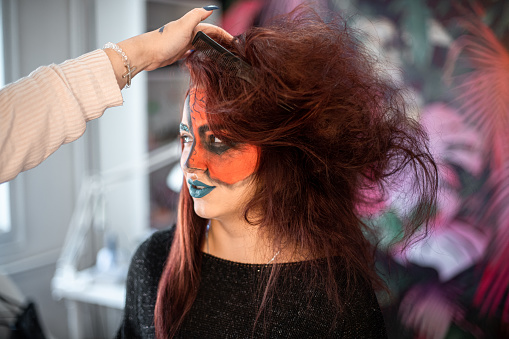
[198, 125, 210, 135]
[179, 123, 189, 132]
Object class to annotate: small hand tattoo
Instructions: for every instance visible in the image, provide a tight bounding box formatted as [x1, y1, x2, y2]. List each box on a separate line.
[159, 25, 165, 33]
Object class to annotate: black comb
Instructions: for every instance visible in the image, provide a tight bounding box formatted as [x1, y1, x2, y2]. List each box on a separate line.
[192, 31, 253, 84]
[192, 31, 296, 112]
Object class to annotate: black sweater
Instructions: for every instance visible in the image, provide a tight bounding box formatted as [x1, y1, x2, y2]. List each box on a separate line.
[116, 228, 387, 338]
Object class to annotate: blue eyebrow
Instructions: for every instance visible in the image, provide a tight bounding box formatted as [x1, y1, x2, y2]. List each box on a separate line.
[180, 123, 189, 132]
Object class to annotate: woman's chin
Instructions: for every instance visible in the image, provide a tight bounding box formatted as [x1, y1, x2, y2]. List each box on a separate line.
[192, 200, 214, 220]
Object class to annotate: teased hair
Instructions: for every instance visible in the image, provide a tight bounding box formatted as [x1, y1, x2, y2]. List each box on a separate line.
[155, 6, 438, 338]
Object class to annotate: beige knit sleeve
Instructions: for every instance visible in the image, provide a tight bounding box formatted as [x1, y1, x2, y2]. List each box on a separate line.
[0, 49, 123, 183]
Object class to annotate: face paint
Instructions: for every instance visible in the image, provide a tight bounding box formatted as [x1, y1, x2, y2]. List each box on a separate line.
[180, 88, 259, 186]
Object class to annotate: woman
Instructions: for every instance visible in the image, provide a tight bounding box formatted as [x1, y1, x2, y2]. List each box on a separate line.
[117, 7, 438, 339]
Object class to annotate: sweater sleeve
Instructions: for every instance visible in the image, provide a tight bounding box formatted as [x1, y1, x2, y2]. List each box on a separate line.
[0, 49, 123, 183]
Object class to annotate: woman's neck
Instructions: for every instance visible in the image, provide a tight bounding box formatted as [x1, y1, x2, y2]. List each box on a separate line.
[201, 217, 310, 264]
[202, 217, 278, 264]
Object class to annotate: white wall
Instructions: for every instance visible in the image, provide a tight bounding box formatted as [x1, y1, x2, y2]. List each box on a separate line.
[95, 0, 149, 252]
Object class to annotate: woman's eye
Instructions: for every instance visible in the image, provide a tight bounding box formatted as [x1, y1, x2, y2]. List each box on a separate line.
[205, 134, 230, 154]
[208, 135, 223, 144]
[180, 135, 192, 143]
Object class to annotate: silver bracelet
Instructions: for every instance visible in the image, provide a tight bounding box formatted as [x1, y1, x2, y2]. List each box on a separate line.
[103, 42, 137, 88]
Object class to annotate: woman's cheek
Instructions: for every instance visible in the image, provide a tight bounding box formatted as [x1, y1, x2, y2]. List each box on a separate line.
[208, 146, 259, 185]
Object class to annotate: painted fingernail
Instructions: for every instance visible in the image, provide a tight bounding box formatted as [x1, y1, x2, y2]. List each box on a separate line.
[203, 5, 219, 11]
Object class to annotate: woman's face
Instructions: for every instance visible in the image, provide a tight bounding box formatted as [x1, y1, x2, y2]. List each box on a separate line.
[179, 87, 259, 220]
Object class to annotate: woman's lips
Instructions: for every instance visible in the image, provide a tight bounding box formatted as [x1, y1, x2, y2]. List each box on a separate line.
[187, 179, 216, 198]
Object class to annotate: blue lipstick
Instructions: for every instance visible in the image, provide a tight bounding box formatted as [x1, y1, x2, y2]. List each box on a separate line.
[187, 179, 216, 198]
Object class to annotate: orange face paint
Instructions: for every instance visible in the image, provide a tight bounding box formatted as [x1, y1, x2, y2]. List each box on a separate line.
[180, 88, 259, 185]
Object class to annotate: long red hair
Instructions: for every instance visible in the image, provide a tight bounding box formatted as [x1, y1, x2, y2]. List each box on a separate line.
[155, 7, 438, 338]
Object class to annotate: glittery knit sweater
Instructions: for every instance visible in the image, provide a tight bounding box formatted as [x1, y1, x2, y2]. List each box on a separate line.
[116, 228, 387, 338]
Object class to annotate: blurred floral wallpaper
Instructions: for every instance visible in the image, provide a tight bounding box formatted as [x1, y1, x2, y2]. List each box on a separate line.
[218, 0, 509, 337]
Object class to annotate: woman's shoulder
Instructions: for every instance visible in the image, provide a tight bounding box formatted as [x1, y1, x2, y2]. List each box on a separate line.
[134, 227, 175, 258]
[127, 227, 175, 280]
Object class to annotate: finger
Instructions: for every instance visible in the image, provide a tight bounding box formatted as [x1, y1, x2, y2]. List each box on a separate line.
[182, 50, 193, 58]
[178, 8, 215, 31]
[195, 23, 234, 41]
[172, 50, 193, 64]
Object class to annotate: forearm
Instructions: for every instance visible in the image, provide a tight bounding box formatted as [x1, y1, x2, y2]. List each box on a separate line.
[0, 6, 225, 183]
[104, 7, 225, 90]
[0, 50, 122, 183]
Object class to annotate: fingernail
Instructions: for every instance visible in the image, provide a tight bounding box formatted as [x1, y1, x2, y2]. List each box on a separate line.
[203, 5, 219, 11]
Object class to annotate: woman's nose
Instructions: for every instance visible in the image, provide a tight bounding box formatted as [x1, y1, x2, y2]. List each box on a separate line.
[183, 145, 207, 172]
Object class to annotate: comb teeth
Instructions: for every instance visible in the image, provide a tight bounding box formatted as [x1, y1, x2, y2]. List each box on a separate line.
[192, 31, 296, 113]
[192, 31, 253, 82]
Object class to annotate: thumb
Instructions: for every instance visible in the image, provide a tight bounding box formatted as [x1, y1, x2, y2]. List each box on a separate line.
[178, 7, 216, 30]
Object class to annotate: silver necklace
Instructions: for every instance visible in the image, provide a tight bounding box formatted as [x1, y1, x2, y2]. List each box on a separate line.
[265, 249, 281, 265]
[205, 223, 280, 265]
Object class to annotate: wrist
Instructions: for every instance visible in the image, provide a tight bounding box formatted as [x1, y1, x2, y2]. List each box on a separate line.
[103, 42, 137, 88]
[103, 38, 151, 89]
[117, 33, 153, 76]
[103, 48, 127, 89]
